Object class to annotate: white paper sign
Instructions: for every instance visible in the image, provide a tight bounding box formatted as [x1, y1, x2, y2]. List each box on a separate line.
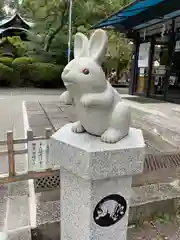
[28, 139, 50, 171]
[175, 41, 180, 52]
[138, 42, 150, 68]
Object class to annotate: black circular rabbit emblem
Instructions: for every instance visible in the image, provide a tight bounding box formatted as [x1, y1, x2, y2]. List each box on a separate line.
[93, 194, 127, 227]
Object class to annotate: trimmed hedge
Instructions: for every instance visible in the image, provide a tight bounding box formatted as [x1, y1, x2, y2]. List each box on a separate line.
[0, 63, 14, 86]
[0, 57, 14, 67]
[12, 57, 36, 86]
[0, 59, 65, 87]
[29, 63, 64, 88]
[12, 57, 36, 66]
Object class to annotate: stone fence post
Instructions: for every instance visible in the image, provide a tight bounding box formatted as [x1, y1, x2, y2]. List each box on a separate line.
[51, 123, 145, 240]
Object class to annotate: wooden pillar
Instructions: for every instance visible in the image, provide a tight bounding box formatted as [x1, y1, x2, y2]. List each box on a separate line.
[164, 19, 176, 101]
[129, 33, 140, 95]
[146, 37, 155, 97]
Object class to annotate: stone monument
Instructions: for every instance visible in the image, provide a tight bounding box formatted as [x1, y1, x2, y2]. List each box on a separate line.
[59, 29, 130, 144]
[52, 29, 145, 240]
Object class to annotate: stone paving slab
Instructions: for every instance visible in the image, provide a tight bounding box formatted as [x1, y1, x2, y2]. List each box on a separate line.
[0, 182, 30, 232]
[7, 227, 32, 240]
[28, 115, 50, 126]
[127, 220, 180, 240]
[131, 182, 180, 206]
[6, 196, 30, 231]
[8, 181, 29, 197]
[0, 197, 7, 231]
[25, 102, 44, 112]
[31, 222, 60, 240]
[36, 200, 60, 226]
[123, 98, 180, 149]
[0, 157, 8, 175]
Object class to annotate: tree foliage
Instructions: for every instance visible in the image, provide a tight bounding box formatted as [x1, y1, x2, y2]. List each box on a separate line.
[20, 0, 133, 70]
[0, 36, 27, 57]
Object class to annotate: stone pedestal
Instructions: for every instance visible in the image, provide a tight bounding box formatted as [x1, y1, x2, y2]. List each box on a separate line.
[51, 123, 145, 240]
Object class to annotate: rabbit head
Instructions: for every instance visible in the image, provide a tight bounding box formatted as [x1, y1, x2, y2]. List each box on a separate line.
[61, 29, 108, 94]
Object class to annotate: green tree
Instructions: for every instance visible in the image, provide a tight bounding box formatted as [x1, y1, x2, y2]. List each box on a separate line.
[21, 0, 133, 67]
[22, 0, 132, 49]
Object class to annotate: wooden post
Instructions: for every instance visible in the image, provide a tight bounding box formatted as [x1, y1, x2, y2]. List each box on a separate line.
[45, 128, 52, 169]
[27, 129, 33, 141]
[7, 131, 15, 177]
[27, 129, 33, 172]
[45, 128, 52, 139]
[129, 33, 140, 95]
[146, 37, 155, 97]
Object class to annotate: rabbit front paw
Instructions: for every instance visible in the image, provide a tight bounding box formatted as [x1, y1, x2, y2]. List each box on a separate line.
[72, 121, 85, 133]
[80, 95, 93, 108]
[60, 91, 73, 105]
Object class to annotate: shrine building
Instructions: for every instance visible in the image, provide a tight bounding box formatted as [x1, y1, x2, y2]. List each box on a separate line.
[0, 12, 34, 40]
[92, 0, 180, 103]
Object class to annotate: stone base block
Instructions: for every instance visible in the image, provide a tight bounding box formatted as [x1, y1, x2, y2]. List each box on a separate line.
[51, 123, 145, 180]
[61, 168, 132, 240]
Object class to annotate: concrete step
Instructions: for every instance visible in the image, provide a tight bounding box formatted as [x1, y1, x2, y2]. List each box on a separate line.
[5, 227, 32, 240]
[123, 99, 180, 148]
[31, 181, 180, 239]
[0, 180, 60, 240]
[129, 181, 180, 225]
[1, 179, 180, 240]
[0, 181, 32, 240]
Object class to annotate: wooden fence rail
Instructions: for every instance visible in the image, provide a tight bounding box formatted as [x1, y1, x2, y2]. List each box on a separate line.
[0, 128, 59, 184]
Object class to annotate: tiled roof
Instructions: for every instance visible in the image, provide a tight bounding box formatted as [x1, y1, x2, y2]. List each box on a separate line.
[0, 13, 34, 28]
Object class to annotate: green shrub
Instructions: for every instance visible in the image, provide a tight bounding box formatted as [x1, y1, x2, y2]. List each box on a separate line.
[29, 63, 64, 88]
[12, 57, 36, 86]
[0, 57, 14, 67]
[13, 63, 32, 87]
[0, 63, 14, 86]
[12, 57, 36, 66]
[10, 61, 64, 88]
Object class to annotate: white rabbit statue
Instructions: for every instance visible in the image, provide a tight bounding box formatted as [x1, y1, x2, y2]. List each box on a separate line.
[60, 29, 130, 143]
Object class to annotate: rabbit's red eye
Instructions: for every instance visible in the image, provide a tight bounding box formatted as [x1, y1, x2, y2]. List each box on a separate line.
[82, 68, 89, 75]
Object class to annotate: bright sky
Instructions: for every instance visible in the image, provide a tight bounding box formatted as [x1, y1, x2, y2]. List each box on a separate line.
[3, 5, 15, 15]
[3, 0, 23, 15]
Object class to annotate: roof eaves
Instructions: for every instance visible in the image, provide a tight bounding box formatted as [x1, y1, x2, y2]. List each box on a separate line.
[0, 13, 35, 28]
[91, 0, 138, 29]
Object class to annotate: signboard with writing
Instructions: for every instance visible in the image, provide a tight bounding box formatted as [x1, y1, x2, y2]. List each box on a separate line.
[28, 139, 50, 171]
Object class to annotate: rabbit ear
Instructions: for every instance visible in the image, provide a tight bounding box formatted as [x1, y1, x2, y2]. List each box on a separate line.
[88, 29, 108, 65]
[74, 32, 89, 58]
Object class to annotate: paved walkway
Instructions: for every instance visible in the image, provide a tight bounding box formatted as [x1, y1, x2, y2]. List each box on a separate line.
[121, 95, 180, 148]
